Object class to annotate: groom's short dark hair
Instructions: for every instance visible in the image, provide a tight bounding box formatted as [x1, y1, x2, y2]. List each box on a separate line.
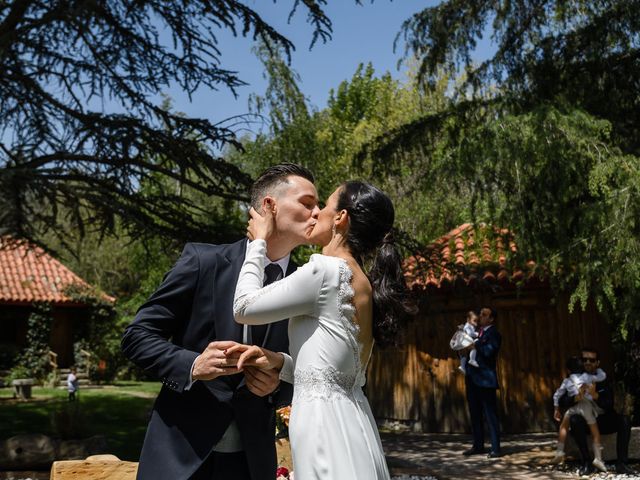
[250, 163, 315, 210]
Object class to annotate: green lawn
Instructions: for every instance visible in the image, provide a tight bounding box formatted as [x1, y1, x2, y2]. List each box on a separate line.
[0, 382, 162, 461]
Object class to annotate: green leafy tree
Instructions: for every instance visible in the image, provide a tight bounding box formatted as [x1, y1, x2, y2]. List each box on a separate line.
[233, 53, 466, 249]
[399, 0, 640, 154]
[17, 304, 53, 380]
[0, 0, 343, 245]
[228, 40, 327, 189]
[320, 63, 468, 245]
[386, 0, 640, 331]
[66, 287, 120, 381]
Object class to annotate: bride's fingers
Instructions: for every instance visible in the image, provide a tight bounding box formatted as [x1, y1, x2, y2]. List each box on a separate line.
[237, 347, 262, 370]
[223, 344, 247, 357]
[246, 218, 256, 240]
[249, 207, 261, 220]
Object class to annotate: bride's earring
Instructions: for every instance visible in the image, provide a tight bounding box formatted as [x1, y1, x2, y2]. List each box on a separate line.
[331, 223, 336, 238]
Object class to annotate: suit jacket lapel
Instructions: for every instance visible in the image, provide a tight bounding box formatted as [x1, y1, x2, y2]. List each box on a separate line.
[219, 238, 248, 343]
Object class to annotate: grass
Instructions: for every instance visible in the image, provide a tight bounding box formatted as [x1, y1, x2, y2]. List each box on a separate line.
[0, 381, 162, 461]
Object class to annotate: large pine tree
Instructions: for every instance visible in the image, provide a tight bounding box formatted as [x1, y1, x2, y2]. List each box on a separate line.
[0, 0, 337, 244]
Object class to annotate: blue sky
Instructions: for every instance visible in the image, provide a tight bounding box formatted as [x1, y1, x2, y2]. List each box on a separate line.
[3, 2, 497, 150]
[161, 1, 464, 132]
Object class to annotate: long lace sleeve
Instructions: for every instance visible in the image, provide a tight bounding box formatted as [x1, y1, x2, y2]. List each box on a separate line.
[233, 240, 324, 325]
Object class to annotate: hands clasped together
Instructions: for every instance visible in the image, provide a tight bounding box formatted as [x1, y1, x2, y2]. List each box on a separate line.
[192, 340, 285, 397]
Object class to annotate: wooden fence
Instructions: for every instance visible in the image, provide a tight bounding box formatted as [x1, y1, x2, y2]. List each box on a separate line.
[366, 289, 614, 433]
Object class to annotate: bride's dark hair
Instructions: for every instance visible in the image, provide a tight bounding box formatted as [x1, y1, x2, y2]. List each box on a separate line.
[337, 181, 416, 347]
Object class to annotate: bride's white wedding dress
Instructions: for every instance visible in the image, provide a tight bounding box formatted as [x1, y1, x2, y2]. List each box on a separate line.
[234, 240, 390, 479]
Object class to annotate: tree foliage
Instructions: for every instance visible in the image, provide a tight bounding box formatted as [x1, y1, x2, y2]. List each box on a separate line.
[400, 0, 640, 153]
[17, 303, 53, 380]
[378, 0, 640, 337]
[232, 48, 468, 252]
[65, 285, 122, 381]
[0, 0, 337, 245]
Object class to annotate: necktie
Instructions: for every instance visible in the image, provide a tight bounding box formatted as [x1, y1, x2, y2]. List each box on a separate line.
[244, 263, 284, 347]
[264, 262, 284, 286]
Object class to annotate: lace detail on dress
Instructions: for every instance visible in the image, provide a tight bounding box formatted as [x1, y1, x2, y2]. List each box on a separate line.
[337, 260, 363, 378]
[293, 366, 357, 403]
[233, 282, 279, 317]
[337, 261, 357, 337]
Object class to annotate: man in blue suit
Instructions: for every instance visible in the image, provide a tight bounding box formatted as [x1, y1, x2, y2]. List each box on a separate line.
[122, 164, 320, 480]
[463, 307, 502, 458]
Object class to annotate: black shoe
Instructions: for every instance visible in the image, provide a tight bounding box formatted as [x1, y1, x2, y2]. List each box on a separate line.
[487, 451, 501, 458]
[462, 448, 485, 456]
[615, 463, 636, 475]
[578, 462, 594, 476]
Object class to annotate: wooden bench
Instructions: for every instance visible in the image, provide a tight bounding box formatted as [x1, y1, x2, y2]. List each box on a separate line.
[50, 439, 291, 478]
[565, 426, 640, 461]
[51, 454, 138, 480]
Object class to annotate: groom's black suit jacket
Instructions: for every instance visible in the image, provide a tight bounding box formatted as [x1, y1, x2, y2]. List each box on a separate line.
[122, 239, 292, 480]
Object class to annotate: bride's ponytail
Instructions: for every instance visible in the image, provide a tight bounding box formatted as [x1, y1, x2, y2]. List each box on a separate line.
[369, 230, 416, 347]
[337, 183, 416, 348]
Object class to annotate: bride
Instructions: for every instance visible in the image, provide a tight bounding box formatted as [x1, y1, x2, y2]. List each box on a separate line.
[228, 181, 414, 479]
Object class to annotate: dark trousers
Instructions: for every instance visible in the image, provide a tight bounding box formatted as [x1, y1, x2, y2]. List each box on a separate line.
[191, 451, 252, 480]
[569, 412, 632, 464]
[466, 378, 500, 453]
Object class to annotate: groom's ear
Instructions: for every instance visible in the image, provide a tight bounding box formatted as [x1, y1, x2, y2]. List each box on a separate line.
[260, 196, 276, 215]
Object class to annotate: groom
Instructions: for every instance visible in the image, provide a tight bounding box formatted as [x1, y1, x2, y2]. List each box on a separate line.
[122, 164, 320, 480]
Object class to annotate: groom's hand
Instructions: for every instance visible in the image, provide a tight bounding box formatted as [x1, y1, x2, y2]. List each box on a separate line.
[192, 341, 241, 381]
[244, 367, 280, 397]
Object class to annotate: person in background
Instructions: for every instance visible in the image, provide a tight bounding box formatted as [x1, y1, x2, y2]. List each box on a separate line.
[67, 366, 79, 401]
[462, 307, 502, 459]
[551, 356, 607, 471]
[562, 346, 635, 476]
[457, 310, 479, 374]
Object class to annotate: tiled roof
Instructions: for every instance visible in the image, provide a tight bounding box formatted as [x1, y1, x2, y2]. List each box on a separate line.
[0, 237, 114, 306]
[404, 223, 535, 290]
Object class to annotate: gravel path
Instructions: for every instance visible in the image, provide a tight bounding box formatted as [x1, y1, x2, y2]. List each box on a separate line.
[381, 431, 640, 479]
[2, 432, 637, 479]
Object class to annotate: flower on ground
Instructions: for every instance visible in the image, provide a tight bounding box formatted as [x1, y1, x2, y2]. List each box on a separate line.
[276, 465, 289, 479]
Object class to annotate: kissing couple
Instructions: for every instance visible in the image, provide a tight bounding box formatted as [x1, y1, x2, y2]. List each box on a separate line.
[123, 163, 414, 479]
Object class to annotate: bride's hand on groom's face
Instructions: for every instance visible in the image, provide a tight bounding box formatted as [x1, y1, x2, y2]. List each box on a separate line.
[247, 203, 275, 241]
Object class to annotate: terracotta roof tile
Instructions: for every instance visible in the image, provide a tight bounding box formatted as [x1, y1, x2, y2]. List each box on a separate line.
[0, 237, 115, 305]
[404, 224, 535, 290]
